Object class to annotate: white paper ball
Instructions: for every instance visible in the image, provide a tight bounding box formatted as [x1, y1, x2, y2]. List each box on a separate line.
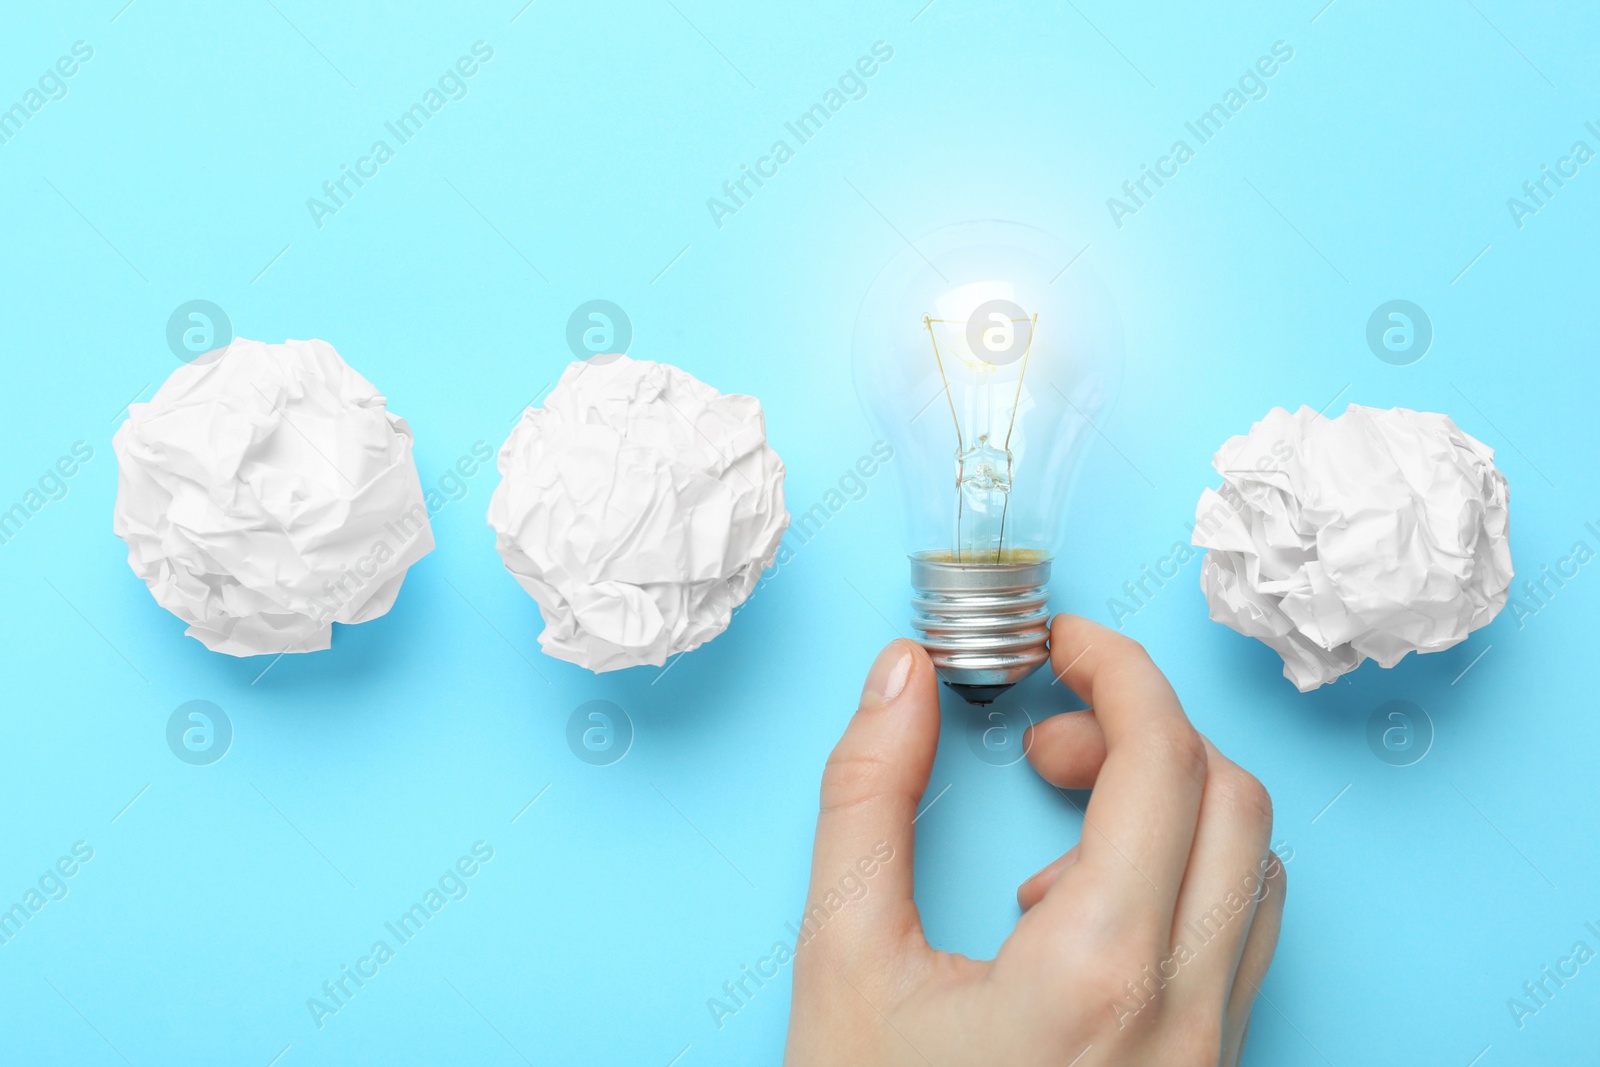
[113, 339, 434, 655]
[1192, 404, 1512, 691]
[487, 356, 788, 672]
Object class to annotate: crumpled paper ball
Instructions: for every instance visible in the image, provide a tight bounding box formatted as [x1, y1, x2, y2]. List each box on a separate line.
[1191, 404, 1512, 691]
[113, 339, 434, 656]
[487, 356, 788, 672]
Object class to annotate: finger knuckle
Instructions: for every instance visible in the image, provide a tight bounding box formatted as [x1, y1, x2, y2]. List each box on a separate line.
[1103, 633, 1153, 672]
[1212, 763, 1274, 834]
[818, 746, 893, 815]
[1076, 947, 1152, 1008]
[1151, 722, 1208, 785]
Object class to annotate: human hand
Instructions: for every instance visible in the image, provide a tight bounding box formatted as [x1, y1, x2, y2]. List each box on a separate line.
[785, 615, 1285, 1066]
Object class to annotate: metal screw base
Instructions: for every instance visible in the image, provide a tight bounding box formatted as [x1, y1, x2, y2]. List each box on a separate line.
[908, 553, 1051, 705]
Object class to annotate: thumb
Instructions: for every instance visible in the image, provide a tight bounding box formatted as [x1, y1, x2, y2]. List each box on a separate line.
[800, 639, 939, 975]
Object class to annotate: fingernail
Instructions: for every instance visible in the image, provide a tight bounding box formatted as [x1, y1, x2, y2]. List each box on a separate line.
[1017, 847, 1079, 910]
[860, 641, 913, 710]
[1030, 846, 1077, 882]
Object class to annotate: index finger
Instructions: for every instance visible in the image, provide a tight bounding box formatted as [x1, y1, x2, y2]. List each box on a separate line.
[1027, 614, 1206, 941]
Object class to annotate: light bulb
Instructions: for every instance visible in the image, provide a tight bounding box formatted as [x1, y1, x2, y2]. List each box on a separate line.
[852, 220, 1124, 704]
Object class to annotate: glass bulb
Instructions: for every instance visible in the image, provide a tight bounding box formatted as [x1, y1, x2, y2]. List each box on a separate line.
[852, 220, 1124, 702]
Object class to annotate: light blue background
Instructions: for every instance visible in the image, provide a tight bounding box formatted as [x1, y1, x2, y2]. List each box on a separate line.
[1, 0, 1595, 1063]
